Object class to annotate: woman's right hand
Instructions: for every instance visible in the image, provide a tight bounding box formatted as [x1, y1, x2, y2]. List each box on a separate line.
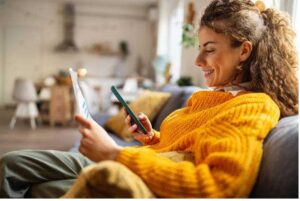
[123, 109, 155, 145]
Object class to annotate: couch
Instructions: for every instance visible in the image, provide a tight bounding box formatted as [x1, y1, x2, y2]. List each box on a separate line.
[71, 84, 299, 198]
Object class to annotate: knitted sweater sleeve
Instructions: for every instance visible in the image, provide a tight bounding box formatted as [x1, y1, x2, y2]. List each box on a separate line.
[143, 129, 160, 145]
[115, 100, 280, 198]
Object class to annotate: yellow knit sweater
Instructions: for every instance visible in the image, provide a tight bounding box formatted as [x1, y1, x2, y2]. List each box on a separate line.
[115, 91, 280, 198]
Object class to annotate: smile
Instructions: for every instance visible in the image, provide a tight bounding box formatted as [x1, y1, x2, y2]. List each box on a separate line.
[203, 69, 214, 77]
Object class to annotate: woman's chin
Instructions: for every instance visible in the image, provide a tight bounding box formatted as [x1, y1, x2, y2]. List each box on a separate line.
[205, 80, 215, 87]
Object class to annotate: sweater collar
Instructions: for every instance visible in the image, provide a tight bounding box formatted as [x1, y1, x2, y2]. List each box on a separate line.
[211, 82, 251, 96]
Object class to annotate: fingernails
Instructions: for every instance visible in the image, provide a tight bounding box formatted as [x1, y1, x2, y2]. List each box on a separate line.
[131, 124, 137, 131]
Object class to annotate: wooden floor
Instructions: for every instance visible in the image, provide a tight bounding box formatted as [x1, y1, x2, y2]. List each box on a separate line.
[0, 107, 80, 157]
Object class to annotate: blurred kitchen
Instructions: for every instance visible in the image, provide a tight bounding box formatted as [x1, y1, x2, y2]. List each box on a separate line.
[0, 0, 191, 155]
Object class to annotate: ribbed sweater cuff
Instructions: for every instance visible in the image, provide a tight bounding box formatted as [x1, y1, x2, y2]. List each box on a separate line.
[115, 147, 152, 168]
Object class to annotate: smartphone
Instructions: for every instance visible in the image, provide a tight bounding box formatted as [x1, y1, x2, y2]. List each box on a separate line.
[111, 86, 147, 134]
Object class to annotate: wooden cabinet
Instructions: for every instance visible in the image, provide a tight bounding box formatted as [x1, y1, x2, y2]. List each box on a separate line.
[49, 85, 72, 126]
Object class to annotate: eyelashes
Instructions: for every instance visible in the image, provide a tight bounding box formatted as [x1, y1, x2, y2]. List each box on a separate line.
[197, 47, 216, 56]
[198, 47, 215, 53]
[205, 50, 215, 53]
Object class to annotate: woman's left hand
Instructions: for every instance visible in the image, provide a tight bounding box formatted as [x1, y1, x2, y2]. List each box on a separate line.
[75, 114, 123, 162]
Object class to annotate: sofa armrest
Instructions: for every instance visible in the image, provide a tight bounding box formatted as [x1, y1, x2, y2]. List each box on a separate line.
[91, 113, 112, 127]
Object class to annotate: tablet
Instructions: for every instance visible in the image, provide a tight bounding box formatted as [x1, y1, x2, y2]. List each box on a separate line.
[69, 68, 92, 120]
[111, 86, 147, 134]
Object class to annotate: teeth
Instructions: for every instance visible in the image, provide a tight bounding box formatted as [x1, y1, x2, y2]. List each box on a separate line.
[203, 70, 214, 76]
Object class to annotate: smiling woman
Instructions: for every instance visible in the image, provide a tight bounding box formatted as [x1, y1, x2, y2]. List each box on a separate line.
[195, 27, 252, 87]
[199, 0, 298, 117]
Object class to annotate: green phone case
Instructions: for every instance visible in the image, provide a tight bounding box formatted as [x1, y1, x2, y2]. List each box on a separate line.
[111, 86, 147, 134]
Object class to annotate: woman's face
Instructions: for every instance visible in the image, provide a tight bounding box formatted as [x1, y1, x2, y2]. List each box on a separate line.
[195, 26, 248, 87]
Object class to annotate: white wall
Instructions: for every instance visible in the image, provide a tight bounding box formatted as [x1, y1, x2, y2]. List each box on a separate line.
[156, 0, 210, 87]
[0, 28, 3, 106]
[0, 0, 155, 105]
[179, 0, 211, 87]
[0, 1, 4, 106]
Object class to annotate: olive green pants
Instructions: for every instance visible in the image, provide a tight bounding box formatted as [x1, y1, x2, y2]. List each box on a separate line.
[0, 150, 154, 198]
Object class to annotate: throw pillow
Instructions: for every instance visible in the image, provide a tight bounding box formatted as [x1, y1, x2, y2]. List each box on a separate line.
[152, 88, 183, 130]
[105, 90, 171, 141]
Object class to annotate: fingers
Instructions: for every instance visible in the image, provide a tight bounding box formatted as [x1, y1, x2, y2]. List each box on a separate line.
[135, 133, 152, 142]
[75, 114, 92, 129]
[123, 108, 130, 121]
[128, 124, 138, 133]
[123, 108, 128, 116]
[125, 113, 136, 127]
[134, 131, 154, 144]
[137, 113, 151, 131]
[126, 118, 143, 134]
[125, 112, 145, 125]
[126, 119, 144, 136]
[127, 123, 153, 142]
[137, 112, 147, 121]
[125, 114, 130, 123]
[137, 113, 150, 126]
[123, 110, 152, 135]
[79, 127, 91, 138]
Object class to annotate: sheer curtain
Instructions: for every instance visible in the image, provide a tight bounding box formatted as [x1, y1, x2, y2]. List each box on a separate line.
[264, 0, 295, 17]
[294, 0, 300, 79]
[292, 0, 300, 69]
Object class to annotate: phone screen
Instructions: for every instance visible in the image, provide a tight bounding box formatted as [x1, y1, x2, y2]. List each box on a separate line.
[111, 86, 147, 134]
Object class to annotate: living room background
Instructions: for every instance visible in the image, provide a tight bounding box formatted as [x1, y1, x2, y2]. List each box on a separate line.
[0, 0, 299, 107]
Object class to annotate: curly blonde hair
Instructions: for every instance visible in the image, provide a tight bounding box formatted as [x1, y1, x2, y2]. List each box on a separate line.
[200, 0, 298, 117]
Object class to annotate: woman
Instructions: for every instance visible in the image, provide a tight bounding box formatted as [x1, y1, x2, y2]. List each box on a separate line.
[0, 0, 298, 198]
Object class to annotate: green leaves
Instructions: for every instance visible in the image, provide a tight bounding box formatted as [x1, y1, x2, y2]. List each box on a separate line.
[182, 24, 197, 48]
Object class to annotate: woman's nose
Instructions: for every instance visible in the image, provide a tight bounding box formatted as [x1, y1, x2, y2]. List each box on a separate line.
[195, 53, 206, 67]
